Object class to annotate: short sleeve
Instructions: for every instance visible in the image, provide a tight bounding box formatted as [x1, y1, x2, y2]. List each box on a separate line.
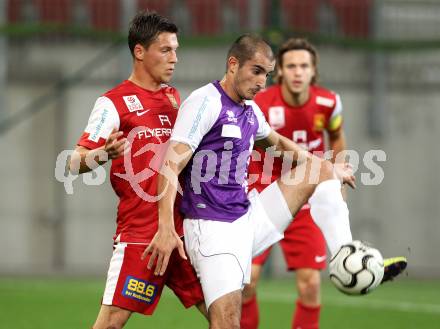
[171, 90, 221, 152]
[327, 93, 343, 132]
[77, 96, 120, 149]
[248, 101, 271, 141]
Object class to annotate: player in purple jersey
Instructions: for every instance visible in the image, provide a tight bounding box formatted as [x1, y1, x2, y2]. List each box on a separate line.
[141, 34, 400, 329]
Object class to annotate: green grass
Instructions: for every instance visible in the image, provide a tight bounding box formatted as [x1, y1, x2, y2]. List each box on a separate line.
[0, 277, 439, 328]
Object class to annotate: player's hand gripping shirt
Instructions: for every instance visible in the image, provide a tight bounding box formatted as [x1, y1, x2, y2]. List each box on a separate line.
[248, 84, 343, 189]
[77, 80, 183, 243]
[171, 80, 271, 222]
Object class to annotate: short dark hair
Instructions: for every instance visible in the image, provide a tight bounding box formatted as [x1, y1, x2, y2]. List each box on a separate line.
[128, 11, 178, 56]
[276, 38, 319, 85]
[226, 34, 274, 71]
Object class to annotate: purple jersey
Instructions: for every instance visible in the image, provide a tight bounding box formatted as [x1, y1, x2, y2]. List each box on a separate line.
[171, 81, 271, 222]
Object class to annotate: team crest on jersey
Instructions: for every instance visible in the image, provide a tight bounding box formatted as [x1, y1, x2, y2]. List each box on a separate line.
[268, 106, 285, 130]
[165, 93, 179, 110]
[122, 276, 158, 304]
[123, 95, 144, 112]
[313, 114, 326, 132]
[245, 109, 255, 125]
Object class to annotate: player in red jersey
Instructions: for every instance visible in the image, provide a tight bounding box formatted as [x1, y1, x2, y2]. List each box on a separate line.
[240, 38, 407, 329]
[68, 12, 206, 329]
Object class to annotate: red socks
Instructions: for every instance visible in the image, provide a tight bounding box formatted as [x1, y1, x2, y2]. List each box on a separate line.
[240, 296, 320, 329]
[292, 300, 321, 329]
[240, 295, 259, 329]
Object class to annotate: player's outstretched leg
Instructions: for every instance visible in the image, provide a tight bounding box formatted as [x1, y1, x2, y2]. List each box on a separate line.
[382, 257, 408, 283]
[263, 158, 352, 257]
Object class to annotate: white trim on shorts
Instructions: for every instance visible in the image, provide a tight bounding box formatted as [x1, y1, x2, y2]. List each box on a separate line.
[102, 243, 127, 305]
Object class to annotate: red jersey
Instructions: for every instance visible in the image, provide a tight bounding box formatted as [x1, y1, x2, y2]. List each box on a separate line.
[78, 80, 182, 243]
[249, 84, 343, 189]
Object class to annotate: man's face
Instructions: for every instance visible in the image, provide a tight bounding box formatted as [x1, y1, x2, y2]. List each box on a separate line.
[279, 49, 315, 94]
[138, 32, 179, 84]
[233, 51, 275, 101]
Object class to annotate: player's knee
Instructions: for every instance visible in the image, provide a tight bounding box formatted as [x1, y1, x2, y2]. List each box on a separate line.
[297, 272, 321, 305]
[299, 278, 320, 300]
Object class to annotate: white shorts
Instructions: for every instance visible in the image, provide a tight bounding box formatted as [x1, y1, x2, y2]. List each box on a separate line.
[183, 181, 291, 309]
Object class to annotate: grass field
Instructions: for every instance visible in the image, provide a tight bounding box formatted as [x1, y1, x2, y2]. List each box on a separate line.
[1, 277, 439, 328]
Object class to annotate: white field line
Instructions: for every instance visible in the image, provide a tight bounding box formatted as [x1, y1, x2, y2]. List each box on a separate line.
[258, 291, 440, 314]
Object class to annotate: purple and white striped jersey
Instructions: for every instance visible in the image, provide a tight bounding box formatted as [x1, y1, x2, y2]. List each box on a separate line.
[171, 80, 271, 222]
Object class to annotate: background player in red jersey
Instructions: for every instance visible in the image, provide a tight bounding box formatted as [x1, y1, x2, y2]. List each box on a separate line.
[240, 38, 346, 329]
[68, 12, 206, 329]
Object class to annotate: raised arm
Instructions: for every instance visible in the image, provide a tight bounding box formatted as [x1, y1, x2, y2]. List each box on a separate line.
[255, 129, 312, 164]
[256, 128, 355, 189]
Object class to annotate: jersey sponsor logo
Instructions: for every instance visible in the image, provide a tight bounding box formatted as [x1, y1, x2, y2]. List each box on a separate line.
[313, 114, 326, 132]
[293, 130, 322, 151]
[137, 128, 172, 139]
[189, 96, 209, 140]
[268, 106, 285, 130]
[158, 115, 172, 126]
[293, 130, 308, 150]
[314, 255, 327, 263]
[113, 127, 173, 203]
[308, 137, 322, 150]
[226, 110, 238, 123]
[88, 108, 109, 142]
[221, 124, 242, 139]
[122, 276, 158, 304]
[316, 96, 334, 107]
[293, 130, 307, 143]
[123, 95, 146, 114]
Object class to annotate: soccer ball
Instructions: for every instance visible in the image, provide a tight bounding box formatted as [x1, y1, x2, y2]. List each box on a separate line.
[329, 240, 384, 295]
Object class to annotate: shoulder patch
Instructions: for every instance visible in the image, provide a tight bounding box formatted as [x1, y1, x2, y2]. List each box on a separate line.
[316, 96, 335, 108]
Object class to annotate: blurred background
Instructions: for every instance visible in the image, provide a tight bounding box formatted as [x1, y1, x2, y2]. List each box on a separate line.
[0, 0, 439, 328]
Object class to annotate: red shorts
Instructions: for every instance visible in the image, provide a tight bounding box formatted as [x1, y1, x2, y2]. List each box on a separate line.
[102, 242, 204, 315]
[253, 208, 327, 270]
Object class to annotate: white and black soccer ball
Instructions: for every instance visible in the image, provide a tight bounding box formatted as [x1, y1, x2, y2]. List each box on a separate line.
[329, 240, 384, 295]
